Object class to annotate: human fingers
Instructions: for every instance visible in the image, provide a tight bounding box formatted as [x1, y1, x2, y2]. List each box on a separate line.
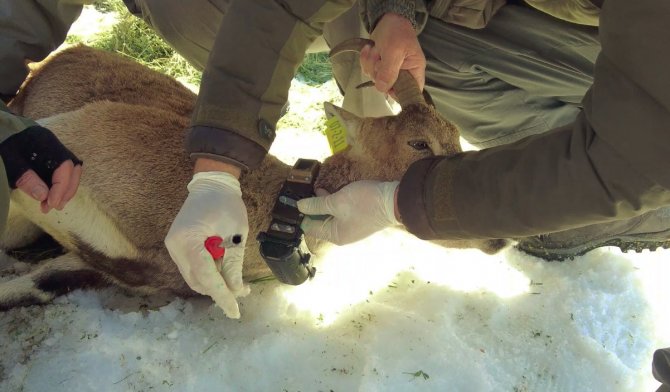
[297, 194, 337, 216]
[47, 160, 74, 211]
[15, 169, 50, 212]
[61, 163, 83, 207]
[360, 43, 379, 79]
[300, 214, 338, 243]
[220, 246, 249, 296]
[194, 248, 241, 318]
[373, 44, 405, 93]
[182, 246, 240, 318]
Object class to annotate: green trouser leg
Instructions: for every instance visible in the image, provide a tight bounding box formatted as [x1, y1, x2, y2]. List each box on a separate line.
[419, 4, 599, 148]
[0, 0, 85, 98]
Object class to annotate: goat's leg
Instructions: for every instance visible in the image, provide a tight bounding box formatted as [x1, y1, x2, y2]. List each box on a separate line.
[0, 252, 108, 310]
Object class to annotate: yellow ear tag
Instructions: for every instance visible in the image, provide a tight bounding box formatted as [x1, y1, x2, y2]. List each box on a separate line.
[325, 116, 349, 154]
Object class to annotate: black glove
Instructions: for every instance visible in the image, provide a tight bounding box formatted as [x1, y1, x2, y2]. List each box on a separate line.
[0, 125, 82, 188]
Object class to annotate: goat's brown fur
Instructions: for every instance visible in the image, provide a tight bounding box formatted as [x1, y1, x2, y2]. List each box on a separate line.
[0, 45, 506, 308]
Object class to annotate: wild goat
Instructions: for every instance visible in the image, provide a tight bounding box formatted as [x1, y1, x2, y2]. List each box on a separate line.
[0, 43, 506, 309]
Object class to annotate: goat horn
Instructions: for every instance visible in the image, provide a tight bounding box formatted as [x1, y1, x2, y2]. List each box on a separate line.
[328, 38, 426, 109]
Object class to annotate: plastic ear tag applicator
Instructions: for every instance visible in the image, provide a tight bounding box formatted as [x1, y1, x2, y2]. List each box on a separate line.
[325, 116, 348, 154]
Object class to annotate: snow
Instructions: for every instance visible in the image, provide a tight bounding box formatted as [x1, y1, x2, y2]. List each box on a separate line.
[1, 224, 668, 391]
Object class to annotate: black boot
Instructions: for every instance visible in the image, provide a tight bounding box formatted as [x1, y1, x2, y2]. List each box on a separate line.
[516, 207, 670, 261]
[654, 348, 670, 392]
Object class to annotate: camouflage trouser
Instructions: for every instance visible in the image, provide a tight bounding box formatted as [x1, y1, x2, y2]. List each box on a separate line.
[419, 4, 599, 148]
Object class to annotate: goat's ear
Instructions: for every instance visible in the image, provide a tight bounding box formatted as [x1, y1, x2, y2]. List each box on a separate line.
[323, 101, 361, 145]
[422, 89, 436, 108]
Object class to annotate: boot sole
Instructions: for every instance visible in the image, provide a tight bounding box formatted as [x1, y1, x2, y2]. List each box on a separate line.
[516, 238, 670, 261]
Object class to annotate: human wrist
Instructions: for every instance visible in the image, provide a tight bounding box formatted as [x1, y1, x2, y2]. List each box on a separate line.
[365, 0, 418, 32]
[376, 12, 415, 33]
[194, 157, 242, 178]
[383, 181, 401, 226]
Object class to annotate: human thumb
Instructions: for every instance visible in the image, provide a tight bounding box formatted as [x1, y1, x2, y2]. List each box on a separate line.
[375, 49, 404, 93]
[297, 194, 335, 216]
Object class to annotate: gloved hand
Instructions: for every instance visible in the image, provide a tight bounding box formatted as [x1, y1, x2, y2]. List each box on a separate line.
[297, 180, 401, 245]
[165, 171, 250, 319]
[0, 125, 83, 213]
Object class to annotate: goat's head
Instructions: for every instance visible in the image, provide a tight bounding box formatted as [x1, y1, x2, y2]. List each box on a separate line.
[315, 39, 462, 193]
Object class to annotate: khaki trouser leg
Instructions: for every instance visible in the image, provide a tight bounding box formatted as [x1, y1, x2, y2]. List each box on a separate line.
[420, 4, 600, 148]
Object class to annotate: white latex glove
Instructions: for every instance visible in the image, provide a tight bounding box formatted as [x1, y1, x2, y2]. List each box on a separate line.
[165, 172, 250, 319]
[297, 180, 401, 245]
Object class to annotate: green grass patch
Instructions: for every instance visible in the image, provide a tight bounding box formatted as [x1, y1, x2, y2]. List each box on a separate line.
[92, 0, 126, 13]
[79, 0, 332, 87]
[297, 52, 333, 86]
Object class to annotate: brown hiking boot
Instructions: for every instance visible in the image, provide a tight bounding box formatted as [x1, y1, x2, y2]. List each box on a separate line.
[516, 207, 670, 261]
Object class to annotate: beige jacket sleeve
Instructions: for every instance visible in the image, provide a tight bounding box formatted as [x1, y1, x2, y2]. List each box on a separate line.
[397, 0, 670, 240]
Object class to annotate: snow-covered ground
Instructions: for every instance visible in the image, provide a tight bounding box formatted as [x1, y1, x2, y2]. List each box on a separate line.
[0, 225, 668, 392]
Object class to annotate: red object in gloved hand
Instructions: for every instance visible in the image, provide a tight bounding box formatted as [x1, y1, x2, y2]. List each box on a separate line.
[205, 236, 226, 260]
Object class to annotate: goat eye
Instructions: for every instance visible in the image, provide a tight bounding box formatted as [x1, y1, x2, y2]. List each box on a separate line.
[408, 140, 429, 151]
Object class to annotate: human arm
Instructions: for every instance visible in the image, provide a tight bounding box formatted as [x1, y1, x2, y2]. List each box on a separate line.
[0, 103, 83, 215]
[0, 0, 85, 223]
[164, 0, 357, 318]
[397, 0, 670, 240]
[300, 0, 670, 243]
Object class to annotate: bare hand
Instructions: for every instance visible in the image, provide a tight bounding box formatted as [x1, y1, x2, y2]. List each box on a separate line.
[16, 161, 82, 213]
[360, 13, 426, 94]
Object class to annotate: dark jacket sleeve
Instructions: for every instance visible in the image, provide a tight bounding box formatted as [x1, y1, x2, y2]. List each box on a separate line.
[397, 0, 670, 240]
[0, 0, 83, 99]
[0, 101, 36, 236]
[186, 0, 356, 170]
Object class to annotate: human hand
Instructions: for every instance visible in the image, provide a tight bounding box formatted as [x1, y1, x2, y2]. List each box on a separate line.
[165, 171, 250, 319]
[0, 125, 83, 213]
[297, 180, 401, 245]
[360, 13, 426, 94]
